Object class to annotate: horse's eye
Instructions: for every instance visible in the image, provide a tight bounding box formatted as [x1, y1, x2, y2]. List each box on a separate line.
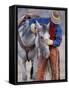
[40, 36, 43, 39]
[34, 27, 36, 30]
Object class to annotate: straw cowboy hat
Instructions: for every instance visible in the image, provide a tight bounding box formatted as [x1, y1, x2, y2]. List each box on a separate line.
[51, 10, 61, 24]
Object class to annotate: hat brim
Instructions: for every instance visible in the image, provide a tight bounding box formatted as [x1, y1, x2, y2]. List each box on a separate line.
[51, 11, 61, 24]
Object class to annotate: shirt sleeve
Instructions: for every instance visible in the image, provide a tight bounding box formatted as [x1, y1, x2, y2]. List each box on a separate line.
[53, 24, 62, 47]
[29, 18, 50, 25]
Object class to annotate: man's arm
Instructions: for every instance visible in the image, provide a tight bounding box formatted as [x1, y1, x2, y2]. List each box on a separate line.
[45, 24, 62, 47]
[53, 24, 62, 47]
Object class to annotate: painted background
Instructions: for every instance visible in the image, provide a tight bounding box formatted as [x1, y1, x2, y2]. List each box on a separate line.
[18, 8, 65, 82]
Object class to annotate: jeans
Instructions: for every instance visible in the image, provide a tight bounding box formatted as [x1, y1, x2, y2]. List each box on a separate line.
[36, 47, 60, 80]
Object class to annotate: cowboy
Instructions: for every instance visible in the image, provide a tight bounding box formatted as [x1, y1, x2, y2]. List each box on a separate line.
[35, 11, 62, 80]
[30, 11, 62, 80]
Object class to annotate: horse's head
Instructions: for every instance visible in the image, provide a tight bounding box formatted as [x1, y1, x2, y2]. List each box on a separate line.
[32, 21, 50, 58]
[18, 15, 40, 47]
[30, 20, 50, 39]
[32, 21, 50, 44]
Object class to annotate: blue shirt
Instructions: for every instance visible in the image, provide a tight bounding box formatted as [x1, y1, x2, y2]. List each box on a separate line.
[53, 24, 62, 47]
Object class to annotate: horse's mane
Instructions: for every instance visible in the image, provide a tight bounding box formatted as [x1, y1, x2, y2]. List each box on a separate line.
[18, 14, 40, 28]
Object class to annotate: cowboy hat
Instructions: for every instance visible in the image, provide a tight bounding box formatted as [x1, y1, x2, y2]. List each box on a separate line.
[51, 10, 61, 24]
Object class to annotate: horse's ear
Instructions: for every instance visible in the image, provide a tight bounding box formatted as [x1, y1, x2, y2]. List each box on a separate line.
[46, 22, 50, 30]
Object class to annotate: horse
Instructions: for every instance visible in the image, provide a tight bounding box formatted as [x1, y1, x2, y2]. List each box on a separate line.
[18, 15, 50, 81]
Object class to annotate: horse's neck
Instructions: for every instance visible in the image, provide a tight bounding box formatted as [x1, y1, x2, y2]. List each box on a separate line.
[19, 30, 35, 46]
[44, 31, 50, 40]
[36, 31, 50, 49]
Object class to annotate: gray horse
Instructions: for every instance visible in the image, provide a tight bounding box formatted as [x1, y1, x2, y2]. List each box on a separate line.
[18, 15, 50, 82]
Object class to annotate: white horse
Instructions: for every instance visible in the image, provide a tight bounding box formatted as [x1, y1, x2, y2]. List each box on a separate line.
[35, 21, 50, 59]
[18, 19, 36, 81]
[18, 16, 50, 82]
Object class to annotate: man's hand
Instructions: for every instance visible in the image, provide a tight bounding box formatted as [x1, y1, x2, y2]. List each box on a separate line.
[45, 39, 53, 45]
